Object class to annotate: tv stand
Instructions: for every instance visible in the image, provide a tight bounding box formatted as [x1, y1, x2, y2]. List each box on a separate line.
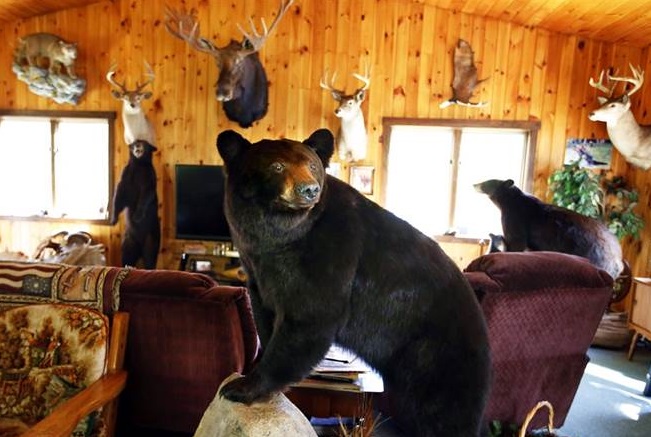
[179, 251, 246, 286]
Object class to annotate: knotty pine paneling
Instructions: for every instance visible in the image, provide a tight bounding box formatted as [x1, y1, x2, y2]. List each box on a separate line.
[1, 0, 650, 277]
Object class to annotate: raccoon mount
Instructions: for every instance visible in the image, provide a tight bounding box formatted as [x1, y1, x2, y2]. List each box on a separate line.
[12, 33, 86, 105]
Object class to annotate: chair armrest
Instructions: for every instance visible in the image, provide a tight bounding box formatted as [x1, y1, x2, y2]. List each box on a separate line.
[22, 370, 127, 437]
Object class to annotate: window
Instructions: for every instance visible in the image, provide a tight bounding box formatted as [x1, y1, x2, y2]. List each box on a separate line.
[382, 118, 539, 238]
[0, 110, 115, 222]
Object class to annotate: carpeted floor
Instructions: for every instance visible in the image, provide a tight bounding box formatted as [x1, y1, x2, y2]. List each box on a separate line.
[366, 344, 651, 437]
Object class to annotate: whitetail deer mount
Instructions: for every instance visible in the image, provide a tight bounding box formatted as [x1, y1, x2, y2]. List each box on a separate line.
[320, 63, 370, 162]
[164, 0, 294, 129]
[588, 64, 651, 170]
[106, 61, 156, 146]
[440, 39, 488, 109]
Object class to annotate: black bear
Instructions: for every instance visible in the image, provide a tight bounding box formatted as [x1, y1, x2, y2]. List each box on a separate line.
[110, 140, 160, 269]
[216, 129, 491, 437]
[475, 178, 623, 278]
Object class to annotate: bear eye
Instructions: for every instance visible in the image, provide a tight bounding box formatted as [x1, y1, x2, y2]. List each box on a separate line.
[270, 162, 285, 173]
[309, 162, 318, 172]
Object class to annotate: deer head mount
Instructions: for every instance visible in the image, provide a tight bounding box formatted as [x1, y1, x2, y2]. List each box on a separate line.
[440, 39, 488, 109]
[320, 62, 370, 162]
[106, 61, 156, 146]
[588, 64, 651, 170]
[164, 0, 294, 129]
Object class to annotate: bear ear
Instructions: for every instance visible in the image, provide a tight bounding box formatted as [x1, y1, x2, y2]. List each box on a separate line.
[504, 179, 515, 187]
[217, 130, 250, 165]
[303, 129, 335, 167]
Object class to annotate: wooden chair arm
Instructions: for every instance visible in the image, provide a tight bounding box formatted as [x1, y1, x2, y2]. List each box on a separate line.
[22, 370, 128, 437]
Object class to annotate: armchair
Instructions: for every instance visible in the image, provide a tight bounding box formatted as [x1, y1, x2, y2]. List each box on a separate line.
[0, 261, 131, 437]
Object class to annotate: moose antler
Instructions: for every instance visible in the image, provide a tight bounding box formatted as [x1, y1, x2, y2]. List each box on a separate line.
[164, 6, 222, 56]
[237, 0, 295, 53]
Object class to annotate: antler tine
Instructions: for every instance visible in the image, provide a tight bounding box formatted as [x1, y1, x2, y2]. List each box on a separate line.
[135, 60, 155, 92]
[589, 70, 616, 96]
[320, 69, 344, 95]
[237, 0, 295, 53]
[352, 60, 371, 91]
[106, 62, 127, 92]
[609, 63, 645, 97]
[164, 5, 220, 56]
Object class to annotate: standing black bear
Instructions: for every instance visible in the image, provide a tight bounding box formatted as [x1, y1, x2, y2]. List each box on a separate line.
[110, 140, 160, 269]
[216, 129, 491, 436]
[475, 178, 623, 279]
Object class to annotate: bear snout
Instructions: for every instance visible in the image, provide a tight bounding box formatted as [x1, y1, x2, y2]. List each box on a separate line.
[295, 182, 321, 202]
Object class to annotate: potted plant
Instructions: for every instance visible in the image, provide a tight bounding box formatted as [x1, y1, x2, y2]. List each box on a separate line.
[547, 160, 644, 241]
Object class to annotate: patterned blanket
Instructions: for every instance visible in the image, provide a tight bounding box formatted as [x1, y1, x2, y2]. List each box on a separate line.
[0, 261, 130, 313]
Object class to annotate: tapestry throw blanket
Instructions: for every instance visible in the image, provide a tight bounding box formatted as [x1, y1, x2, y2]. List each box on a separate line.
[0, 262, 130, 313]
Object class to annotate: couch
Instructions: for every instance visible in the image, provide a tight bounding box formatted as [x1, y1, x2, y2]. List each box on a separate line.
[378, 251, 613, 431]
[0, 261, 259, 437]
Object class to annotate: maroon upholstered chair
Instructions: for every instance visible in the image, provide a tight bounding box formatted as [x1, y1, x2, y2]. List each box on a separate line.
[464, 251, 612, 428]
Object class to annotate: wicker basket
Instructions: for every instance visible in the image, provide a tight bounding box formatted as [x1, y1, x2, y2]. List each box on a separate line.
[519, 401, 571, 437]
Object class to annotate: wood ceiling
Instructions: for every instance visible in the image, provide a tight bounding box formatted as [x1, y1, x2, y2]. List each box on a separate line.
[0, 0, 650, 48]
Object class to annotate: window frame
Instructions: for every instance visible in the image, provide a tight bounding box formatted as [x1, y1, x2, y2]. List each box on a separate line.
[0, 109, 116, 224]
[380, 117, 540, 235]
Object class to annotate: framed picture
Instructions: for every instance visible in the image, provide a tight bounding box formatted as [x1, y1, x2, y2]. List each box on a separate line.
[565, 138, 613, 169]
[350, 165, 375, 195]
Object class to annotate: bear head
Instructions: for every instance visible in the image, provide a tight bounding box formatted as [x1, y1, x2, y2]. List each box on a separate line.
[216, 129, 334, 212]
[129, 140, 157, 161]
[474, 178, 514, 197]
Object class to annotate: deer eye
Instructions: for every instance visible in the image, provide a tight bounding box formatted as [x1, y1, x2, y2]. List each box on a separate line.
[270, 162, 285, 173]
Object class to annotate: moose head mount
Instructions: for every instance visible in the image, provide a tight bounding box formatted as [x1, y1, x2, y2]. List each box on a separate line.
[320, 63, 371, 162]
[106, 61, 156, 146]
[164, 0, 294, 129]
[588, 64, 651, 170]
[440, 39, 488, 109]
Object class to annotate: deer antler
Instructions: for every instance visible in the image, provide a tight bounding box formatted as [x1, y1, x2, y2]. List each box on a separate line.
[135, 60, 155, 93]
[352, 60, 371, 92]
[164, 5, 222, 57]
[106, 62, 127, 93]
[237, 0, 294, 53]
[608, 64, 645, 97]
[320, 69, 345, 98]
[589, 69, 617, 97]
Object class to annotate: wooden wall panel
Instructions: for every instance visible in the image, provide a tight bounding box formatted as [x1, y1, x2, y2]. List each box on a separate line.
[1, 0, 650, 277]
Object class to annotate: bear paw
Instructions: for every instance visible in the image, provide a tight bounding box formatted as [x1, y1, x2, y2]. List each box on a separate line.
[219, 374, 272, 405]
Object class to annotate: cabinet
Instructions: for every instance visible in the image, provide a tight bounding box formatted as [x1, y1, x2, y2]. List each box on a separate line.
[180, 252, 246, 286]
[627, 278, 651, 360]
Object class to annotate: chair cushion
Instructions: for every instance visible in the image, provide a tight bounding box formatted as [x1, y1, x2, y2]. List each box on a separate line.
[0, 304, 109, 435]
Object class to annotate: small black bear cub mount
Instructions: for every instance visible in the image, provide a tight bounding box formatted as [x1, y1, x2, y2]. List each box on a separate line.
[216, 128, 491, 437]
[110, 140, 160, 269]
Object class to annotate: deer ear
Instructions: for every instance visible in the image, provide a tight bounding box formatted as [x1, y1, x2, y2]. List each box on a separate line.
[111, 90, 122, 99]
[142, 91, 153, 100]
[621, 94, 630, 104]
[217, 130, 250, 166]
[303, 129, 335, 167]
[597, 96, 608, 105]
[355, 89, 367, 102]
[331, 91, 343, 102]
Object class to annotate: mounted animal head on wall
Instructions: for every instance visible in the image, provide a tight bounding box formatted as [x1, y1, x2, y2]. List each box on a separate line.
[588, 64, 651, 170]
[164, 0, 294, 129]
[319, 62, 371, 162]
[440, 39, 488, 109]
[106, 61, 156, 146]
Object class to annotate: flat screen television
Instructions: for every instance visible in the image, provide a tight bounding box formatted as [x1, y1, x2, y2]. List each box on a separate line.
[175, 164, 231, 241]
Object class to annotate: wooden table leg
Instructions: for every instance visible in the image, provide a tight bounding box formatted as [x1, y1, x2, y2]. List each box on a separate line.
[627, 331, 640, 361]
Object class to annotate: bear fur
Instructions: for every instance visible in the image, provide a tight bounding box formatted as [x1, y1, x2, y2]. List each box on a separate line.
[110, 140, 160, 269]
[475, 178, 623, 278]
[216, 129, 491, 437]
